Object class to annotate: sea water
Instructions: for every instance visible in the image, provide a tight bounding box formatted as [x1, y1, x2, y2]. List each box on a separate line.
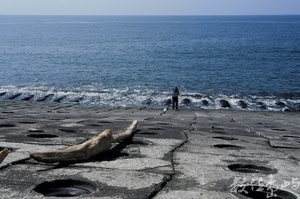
[0, 15, 300, 111]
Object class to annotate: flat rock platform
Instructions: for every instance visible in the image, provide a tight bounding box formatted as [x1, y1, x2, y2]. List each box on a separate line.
[0, 101, 299, 199]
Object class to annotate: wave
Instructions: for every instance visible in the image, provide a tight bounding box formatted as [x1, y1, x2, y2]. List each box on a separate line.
[0, 86, 299, 112]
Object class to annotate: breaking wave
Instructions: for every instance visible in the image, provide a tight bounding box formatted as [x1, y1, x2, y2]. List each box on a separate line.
[1, 86, 299, 112]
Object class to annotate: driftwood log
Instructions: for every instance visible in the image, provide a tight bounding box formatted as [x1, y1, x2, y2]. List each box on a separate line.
[30, 120, 138, 163]
[0, 148, 10, 164]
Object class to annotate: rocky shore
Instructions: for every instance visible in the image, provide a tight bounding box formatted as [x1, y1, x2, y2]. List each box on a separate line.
[0, 101, 299, 198]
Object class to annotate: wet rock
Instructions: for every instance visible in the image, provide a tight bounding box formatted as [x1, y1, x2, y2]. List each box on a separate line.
[36, 94, 54, 102]
[257, 102, 264, 105]
[53, 96, 65, 103]
[257, 102, 267, 109]
[72, 96, 84, 103]
[238, 100, 247, 109]
[143, 98, 153, 105]
[0, 92, 7, 97]
[220, 99, 230, 108]
[165, 99, 172, 106]
[8, 93, 22, 100]
[182, 98, 191, 105]
[202, 99, 209, 106]
[288, 103, 300, 112]
[22, 95, 34, 101]
[276, 101, 286, 106]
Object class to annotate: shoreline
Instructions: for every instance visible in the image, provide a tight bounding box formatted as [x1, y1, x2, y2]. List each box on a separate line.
[1, 99, 299, 113]
[1, 86, 300, 112]
[0, 101, 299, 198]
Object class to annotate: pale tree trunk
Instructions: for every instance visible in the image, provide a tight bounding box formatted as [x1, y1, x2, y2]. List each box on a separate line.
[30, 120, 138, 163]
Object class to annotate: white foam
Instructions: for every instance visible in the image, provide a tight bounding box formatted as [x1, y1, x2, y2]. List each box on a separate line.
[0, 86, 299, 112]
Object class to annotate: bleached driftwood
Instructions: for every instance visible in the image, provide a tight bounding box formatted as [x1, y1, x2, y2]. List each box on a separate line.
[0, 148, 10, 164]
[30, 120, 138, 163]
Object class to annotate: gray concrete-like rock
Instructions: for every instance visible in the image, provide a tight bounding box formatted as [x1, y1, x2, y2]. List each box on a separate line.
[0, 101, 299, 199]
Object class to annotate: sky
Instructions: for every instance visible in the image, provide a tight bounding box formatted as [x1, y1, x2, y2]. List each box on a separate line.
[0, 0, 300, 16]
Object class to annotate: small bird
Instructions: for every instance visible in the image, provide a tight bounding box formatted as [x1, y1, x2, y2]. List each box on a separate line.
[0, 148, 10, 164]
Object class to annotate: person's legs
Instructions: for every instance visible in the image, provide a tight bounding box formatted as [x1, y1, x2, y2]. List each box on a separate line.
[172, 97, 175, 109]
[175, 97, 178, 109]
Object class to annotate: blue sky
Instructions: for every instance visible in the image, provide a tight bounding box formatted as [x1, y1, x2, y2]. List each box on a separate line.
[1, 0, 300, 15]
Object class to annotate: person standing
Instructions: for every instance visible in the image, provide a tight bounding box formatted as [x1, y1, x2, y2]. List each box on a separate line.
[172, 87, 180, 110]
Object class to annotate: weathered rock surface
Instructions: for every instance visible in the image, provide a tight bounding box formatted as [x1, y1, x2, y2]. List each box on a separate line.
[0, 101, 299, 199]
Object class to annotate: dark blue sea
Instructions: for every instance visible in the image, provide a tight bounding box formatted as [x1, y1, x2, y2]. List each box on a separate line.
[1, 15, 300, 111]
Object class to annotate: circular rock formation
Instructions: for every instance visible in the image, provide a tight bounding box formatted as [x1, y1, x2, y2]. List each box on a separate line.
[212, 136, 238, 141]
[34, 179, 96, 197]
[27, 134, 58, 138]
[228, 163, 277, 174]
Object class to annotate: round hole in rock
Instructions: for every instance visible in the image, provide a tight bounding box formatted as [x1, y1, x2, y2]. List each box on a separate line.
[27, 134, 58, 138]
[116, 118, 127, 121]
[156, 122, 171, 126]
[211, 126, 224, 130]
[228, 164, 277, 174]
[87, 123, 103, 127]
[97, 121, 113, 124]
[234, 185, 297, 199]
[0, 123, 16, 127]
[34, 179, 96, 197]
[271, 128, 287, 132]
[148, 127, 164, 131]
[211, 130, 227, 134]
[18, 121, 36, 124]
[212, 136, 238, 141]
[282, 135, 300, 138]
[59, 128, 77, 133]
[213, 144, 244, 150]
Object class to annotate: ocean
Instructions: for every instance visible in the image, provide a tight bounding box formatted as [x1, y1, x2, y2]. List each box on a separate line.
[0, 15, 300, 111]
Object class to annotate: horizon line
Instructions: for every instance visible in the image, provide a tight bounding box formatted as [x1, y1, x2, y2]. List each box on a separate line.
[1, 14, 300, 17]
